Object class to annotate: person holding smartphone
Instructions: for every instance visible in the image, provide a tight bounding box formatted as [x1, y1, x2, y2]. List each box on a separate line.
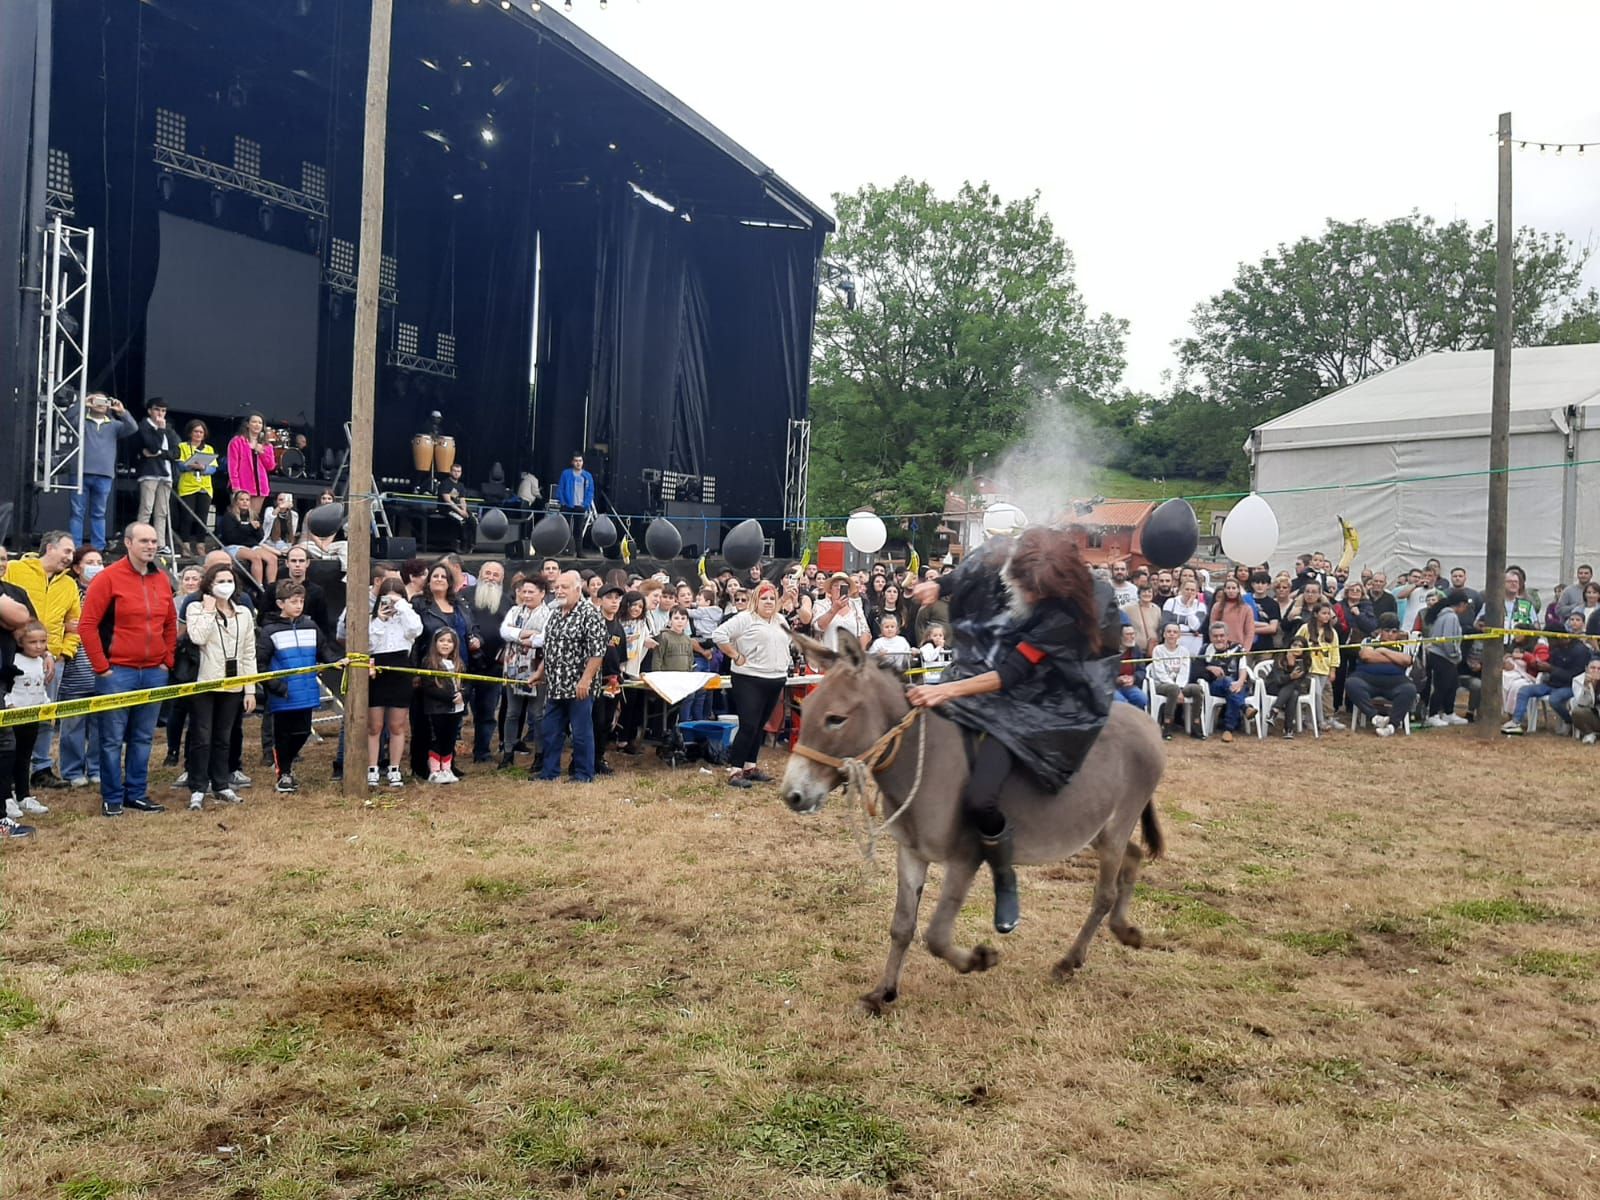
[183, 561, 257, 811]
[71, 394, 138, 551]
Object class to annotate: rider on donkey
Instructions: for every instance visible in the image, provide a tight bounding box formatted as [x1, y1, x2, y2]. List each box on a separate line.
[907, 526, 1122, 933]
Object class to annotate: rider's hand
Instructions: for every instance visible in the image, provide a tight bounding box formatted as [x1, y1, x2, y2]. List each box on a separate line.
[911, 580, 941, 607]
[907, 683, 952, 708]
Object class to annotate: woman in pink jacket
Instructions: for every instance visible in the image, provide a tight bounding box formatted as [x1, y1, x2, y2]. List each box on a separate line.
[227, 413, 277, 519]
[1210, 577, 1257, 655]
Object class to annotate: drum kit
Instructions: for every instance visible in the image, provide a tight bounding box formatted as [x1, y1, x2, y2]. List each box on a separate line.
[412, 432, 456, 474]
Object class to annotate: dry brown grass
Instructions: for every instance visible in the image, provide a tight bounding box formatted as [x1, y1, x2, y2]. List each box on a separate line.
[3, 725, 1599, 1199]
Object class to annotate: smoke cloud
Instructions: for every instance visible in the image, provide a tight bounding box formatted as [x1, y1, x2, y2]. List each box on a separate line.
[987, 396, 1117, 528]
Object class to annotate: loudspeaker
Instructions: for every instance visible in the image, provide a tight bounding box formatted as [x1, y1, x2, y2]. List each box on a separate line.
[31, 492, 73, 543]
[379, 535, 416, 560]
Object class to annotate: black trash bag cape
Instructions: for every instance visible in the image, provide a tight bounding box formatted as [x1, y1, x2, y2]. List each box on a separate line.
[937, 536, 1123, 792]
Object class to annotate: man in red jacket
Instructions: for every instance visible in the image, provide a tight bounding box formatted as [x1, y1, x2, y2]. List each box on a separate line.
[79, 523, 177, 816]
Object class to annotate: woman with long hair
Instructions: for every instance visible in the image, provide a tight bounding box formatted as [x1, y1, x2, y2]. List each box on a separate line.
[411, 562, 471, 780]
[183, 562, 257, 811]
[216, 489, 279, 587]
[368, 578, 422, 788]
[261, 492, 299, 556]
[226, 412, 276, 519]
[175, 419, 218, 557]
[1423, 589, 1474, 727]
[418, 628, 467, 784]
[56, 547, 104, 787]
[614, 591, 655, 755]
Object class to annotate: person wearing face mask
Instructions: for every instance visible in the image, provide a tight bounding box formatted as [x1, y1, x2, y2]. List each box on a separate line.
[182, 563, 257, 811]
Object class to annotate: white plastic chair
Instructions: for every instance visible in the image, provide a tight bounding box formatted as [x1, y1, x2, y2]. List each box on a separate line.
[1247, 662, 1275, 740]
[1295, 679, 1322, 738]
[1140, 674, 1163, 725]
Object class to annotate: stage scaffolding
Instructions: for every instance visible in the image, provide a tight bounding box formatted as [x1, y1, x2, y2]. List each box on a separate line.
[33, 213, 93, 493]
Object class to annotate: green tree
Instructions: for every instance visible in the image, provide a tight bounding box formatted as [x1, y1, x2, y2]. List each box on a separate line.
[809, 179, 1125, 524]
[1177, 213, 1591, 432]
[1542, 288, 1600, 346]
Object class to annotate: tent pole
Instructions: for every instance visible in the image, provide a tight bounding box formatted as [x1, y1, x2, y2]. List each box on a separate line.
[1559, 404, 1578, 589]
[1478, 112, 1513, 739]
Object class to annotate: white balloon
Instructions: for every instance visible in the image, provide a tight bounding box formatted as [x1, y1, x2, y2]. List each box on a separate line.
[982, 503, 1027, 537]
[845, 509, 887, 554]
[1219, 493, 1280, 566]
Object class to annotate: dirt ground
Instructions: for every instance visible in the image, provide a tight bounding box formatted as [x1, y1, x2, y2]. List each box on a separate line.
[3, 723, 1598, 1199]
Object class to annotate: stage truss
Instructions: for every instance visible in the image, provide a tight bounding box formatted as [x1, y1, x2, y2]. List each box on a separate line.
[783, 417, 810, 532]
[33, 215, 94, 493]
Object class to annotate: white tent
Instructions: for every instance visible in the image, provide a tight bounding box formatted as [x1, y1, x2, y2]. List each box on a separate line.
[1248, 344, 1600, 593]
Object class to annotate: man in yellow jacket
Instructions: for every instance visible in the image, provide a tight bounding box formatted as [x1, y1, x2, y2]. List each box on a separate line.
[8, 531, 81, 788]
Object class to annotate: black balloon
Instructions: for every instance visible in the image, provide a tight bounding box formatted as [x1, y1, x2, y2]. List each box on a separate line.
[644, 518, 682, 560]
[530, 513, 571, 556]
[720, 518, 764, 571]
[477, 507, 508, 540]
[1141, 498, 1199, 569]
[305, 502, 344, 538]
[590, 514, 618, 548]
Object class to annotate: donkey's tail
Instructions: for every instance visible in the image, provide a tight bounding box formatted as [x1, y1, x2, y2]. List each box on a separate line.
[1139, 800, 1165, 861]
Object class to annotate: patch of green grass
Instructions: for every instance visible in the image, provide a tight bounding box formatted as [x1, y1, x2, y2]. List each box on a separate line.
[59, 1177, 122, 1200]
[1274, 930, 1357, 957]
[463, 875, 527, 901]
[1579, 1106, 1600, 1127]
[485, 970, 566, 994]
[0, 987, 41, 1033]
[1437, 898, 1560, 925]
[221, 1023, 313, 1065]
[1311, 1057, 1365, 1084]
[502, 1099, 589, 1174]
[100, 952, 152, 974]
[65, 927, 118, 950]
[443, 914, 505, 935]
[1136, 885, 1240, 930]
[737, 1090, 918, 1184]
[1125, 1032, 1240, 1083]
[1510, 950, 1597, 980]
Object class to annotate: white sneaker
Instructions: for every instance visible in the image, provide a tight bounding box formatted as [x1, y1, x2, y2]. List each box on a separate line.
[1328, 718, 1347, 730]
[4, 797, 21, 821]
[188, 791, 205, 811]
[386, 766, 405, 788]
[1500, 720, 1523, 735]
[217, 788, 242, 804]
[1375, 724, 1396, 737]
[1425, 715, 1449, 728]
[442, 768, 460, 784]
[1444, 714, 1469, 726]
[19, 796, 48, 815]
[1372, 715, 1391, 730]
[1583, 733, 1597, 745]
[367, 766, 380, 787]
[428, 770, 448, 784]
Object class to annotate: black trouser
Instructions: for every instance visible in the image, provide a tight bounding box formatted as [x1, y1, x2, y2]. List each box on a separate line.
[1426, 655, 1460, 717]
[728, 673, 785, 769]
[618, 685, 646, 747]
[428, 712, 462, 761]
[963, 734, 1011, 837]
[273, 708, 313, 775]
[229, 704, 243, 773]
[5, 723, 39, 801]
[175, 491, 210, 543]
[188, 691, 243, 793]
[1344, 673, 1418, 723]
[166, 696, 191, 758]
[260, 708, 274, 755]
[592, 689, 618, 765]
[410, 691, 431, 777]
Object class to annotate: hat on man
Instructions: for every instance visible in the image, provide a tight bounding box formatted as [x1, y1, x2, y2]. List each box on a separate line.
[599, 584, 626, 599]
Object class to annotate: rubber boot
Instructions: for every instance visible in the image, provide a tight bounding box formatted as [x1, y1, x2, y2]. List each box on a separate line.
[979, 819, 1021, 934]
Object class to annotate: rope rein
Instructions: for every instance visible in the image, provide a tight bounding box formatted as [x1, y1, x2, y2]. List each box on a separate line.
[791, 707, 929, 861]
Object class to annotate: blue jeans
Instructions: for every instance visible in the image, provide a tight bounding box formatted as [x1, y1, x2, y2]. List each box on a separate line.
[1513, 682, 1572, 723]
[540, 696, 594, 782]
[59, 713, 100, 783]
[470, 681, 503, 760]
[1209, 677, 1250, 731]
[1113, 685, 1147, 708]
[70, 474, 115, 550]
[684, 657, 715, 721]
[96, 665, 167, 808]
[30, 668, 62, 775]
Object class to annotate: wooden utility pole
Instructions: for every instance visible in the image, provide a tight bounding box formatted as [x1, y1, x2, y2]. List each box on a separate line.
[1478, 111, 1514, 737]
[342, 0, 394, 794]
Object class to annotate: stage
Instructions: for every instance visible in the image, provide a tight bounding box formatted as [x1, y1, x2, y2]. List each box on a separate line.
[2, 0, 831, 550]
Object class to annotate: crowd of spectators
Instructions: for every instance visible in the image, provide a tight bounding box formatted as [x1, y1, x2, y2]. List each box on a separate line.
[3, 522, 1594, 843]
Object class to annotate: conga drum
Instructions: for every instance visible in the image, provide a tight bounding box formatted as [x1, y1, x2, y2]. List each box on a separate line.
[411, 433, 434, 472]
[433, 435, 456, 473]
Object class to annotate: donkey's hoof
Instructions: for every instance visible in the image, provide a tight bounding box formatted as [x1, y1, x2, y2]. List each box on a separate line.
[1112, 924, 1144, 949]
[964, 944, 1000, 974]
[858, 988, 896, 1016]
[1051, 956, 1083, 981]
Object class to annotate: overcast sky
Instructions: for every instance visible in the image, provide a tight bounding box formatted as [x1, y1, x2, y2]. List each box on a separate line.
[556, 0, 1600, 392]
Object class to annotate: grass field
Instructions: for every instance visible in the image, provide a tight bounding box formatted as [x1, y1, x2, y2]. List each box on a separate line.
[1087, 468, 1232, 526]
[3, 726, 1598, 1199]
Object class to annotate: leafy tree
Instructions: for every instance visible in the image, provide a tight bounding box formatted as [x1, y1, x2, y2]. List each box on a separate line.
[809, 179, 1125, 524]
[1542, 288, 1600, 346]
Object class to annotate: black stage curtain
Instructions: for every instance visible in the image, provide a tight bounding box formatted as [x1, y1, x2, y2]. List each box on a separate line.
[0, 0, 44, 515]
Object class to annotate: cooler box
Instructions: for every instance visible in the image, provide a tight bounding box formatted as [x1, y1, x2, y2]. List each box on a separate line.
[678, 720, 736, 756]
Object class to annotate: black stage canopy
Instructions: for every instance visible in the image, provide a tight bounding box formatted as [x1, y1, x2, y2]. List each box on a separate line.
[1, 0, 831, 540]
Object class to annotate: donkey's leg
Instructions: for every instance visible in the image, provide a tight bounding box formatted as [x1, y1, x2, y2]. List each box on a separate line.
[861, 847, 929, 1015]
[1108, 840, 1146, 949]
[1053, 834, 1121, 978]
[923, 857, 999, 975]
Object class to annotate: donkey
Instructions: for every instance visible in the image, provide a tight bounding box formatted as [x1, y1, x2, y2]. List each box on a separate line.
[782, 634, 1166, 1013]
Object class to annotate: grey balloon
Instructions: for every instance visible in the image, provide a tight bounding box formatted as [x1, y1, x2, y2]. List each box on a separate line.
[720, 518, 764, 570]
[644, 518, 682, 560]
[305, 502, 344, 538]
[477, 507, 508, 540]
[590, 514, 618, 548]
[530, 513, 571, 556]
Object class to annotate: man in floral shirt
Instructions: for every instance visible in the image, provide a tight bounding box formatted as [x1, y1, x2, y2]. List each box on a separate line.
[536, 571, 607, 782]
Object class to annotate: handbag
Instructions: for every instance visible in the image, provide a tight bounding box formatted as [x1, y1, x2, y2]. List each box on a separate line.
[172, 636, 201, 684]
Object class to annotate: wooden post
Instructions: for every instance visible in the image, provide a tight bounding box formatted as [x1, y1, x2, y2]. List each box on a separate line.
[1478, 111, 1513, 737]
[342, 0, 394, 795]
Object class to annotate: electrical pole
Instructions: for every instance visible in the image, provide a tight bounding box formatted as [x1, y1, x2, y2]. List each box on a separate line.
[342, 0, 394, 795]
[1478, 111, 1513, 737]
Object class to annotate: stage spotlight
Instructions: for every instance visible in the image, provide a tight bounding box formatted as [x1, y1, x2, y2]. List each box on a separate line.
[480, 126, 497, 144]
[600, 0, 608, 8]
[452, 192, 465, 201]
[157, 169, 175, 202]
[258, 202, 274, 232]
[531, 1, 541, 10]
[565, 0, 572, 9]
[500, 0, 510, 7]
[210, 187, 225, 219]
[305, 215, 321, 247]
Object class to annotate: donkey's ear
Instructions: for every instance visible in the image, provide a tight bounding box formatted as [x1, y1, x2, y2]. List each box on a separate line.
[834, 632, 868, 671]
[789, 630, 837, 673]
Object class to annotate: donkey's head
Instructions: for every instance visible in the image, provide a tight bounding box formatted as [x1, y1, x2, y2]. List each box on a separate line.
[781, 632, 910, 814]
